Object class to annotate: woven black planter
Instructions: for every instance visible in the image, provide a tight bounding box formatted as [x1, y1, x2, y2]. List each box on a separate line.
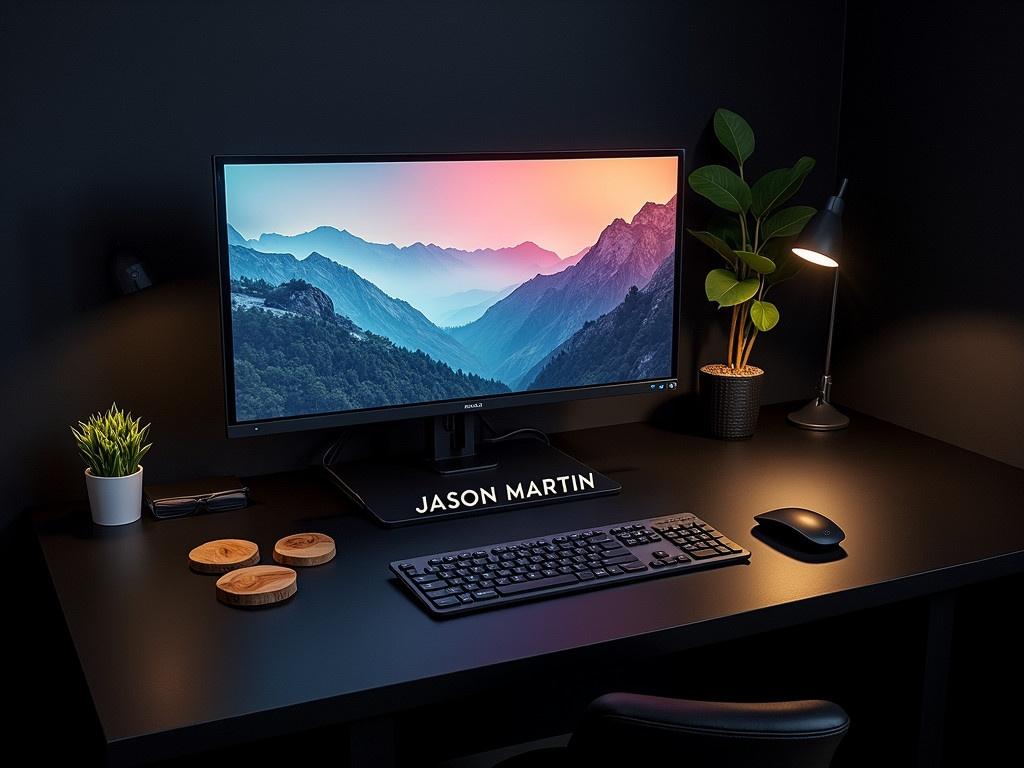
[699, 366, 764, 439]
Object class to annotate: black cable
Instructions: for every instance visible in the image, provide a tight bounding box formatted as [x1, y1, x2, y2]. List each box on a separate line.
[481, 423, 551, 446]
[320, 431, 353, 468]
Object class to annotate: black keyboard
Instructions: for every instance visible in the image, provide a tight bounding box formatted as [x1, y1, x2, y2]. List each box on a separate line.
[390, 513, 750, 617]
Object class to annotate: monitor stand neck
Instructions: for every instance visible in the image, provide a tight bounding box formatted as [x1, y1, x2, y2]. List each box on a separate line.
[425, 414, 498, 475]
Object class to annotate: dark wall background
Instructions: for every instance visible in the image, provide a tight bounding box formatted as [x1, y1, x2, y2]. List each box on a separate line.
[835, 0, 1024, 468]
[0, 0, 846, 534]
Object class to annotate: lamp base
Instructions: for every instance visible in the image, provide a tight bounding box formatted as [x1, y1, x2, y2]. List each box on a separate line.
[787, 398, 850, 431]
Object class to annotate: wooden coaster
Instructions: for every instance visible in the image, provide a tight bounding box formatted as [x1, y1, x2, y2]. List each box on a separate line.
[216, 565, 297, 607]
[188, 539, 260, 574]
[273, 532, 336, 567]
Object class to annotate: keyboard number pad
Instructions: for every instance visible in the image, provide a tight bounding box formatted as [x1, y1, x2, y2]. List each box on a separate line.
[652, 518, 743, 559]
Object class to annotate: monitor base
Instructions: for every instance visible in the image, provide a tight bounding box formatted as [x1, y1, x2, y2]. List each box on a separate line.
[324, 437, 620, 527]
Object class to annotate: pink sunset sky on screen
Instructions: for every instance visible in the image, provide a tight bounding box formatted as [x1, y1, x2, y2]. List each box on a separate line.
[226, 155, 678, 259]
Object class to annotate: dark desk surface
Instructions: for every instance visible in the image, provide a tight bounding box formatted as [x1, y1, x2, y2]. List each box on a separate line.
[33, 405, 1024, 764]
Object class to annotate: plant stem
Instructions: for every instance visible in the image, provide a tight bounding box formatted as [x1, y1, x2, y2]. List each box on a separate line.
[742, 330, 759, 368]
[727, 305, 738, 367]
[735, 311, 746, 368]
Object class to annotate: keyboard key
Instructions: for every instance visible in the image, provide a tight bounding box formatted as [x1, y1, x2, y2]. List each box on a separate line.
[689, 548, 719, 559]
[577, 571, 595, 580]
[432, 595, 460, 607]
[473, 589, 498, 600]
[602, 554, 640, 566]
[592, 569, 609, 578]
[412, 574, 437, 584]
[621, 562, 647, 572]
[600, 547, 630, 558]
[458, 594, 474, 604]
[495, 573, 579, 595]
[605, 565, 623, 575]
[651, 560, 665, 568]
[418, 579, 448, 591]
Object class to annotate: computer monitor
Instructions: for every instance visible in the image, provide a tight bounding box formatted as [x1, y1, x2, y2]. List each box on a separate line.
[214, 150, 683, 524]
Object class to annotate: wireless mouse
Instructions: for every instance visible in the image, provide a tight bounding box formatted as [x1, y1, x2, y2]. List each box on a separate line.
[754, 507, 845, 549]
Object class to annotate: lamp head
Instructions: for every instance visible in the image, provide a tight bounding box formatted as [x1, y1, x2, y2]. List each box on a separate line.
[793, 178, 847, 269]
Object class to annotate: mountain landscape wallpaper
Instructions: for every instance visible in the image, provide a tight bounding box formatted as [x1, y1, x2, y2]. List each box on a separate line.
[223, 157, 679, 421]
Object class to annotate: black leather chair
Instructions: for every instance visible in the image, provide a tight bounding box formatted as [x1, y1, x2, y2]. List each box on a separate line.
[494, 693, 849, 768]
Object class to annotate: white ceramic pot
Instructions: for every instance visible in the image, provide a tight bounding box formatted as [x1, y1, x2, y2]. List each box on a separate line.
[85, 466, 144, 526]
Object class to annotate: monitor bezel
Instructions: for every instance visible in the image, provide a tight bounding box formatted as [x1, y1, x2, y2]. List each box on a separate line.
[214, 149, 685, 438]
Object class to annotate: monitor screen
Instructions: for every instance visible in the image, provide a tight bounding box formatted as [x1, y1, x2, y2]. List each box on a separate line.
[216, 151, 682, 434]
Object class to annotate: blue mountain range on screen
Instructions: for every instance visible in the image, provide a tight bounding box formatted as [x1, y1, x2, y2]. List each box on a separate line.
[227, 196, 676, 421]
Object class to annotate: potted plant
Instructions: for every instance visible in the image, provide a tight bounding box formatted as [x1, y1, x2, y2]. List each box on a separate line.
[72, 403, 152, 525]
[687, 108, 817, 438]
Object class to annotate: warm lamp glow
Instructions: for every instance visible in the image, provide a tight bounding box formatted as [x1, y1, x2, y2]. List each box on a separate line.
[793, 248, 839, 268]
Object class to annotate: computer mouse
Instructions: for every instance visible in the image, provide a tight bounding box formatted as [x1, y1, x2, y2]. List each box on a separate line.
[754, 507, 845, 549]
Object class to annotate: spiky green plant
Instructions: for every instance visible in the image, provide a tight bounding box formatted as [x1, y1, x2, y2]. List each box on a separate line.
[71, 403, 152, 477]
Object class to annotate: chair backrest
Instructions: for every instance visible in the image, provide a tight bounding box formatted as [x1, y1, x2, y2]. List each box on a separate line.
[569, 693, 849, 768]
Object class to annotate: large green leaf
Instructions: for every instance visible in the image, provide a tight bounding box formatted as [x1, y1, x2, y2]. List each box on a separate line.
[763, 238, 805, 286]
[762, 205, 816, 241]
[708, 212, 742, 249]
[689, 165, 751, 213]
[736, 249, 775, 274]
[750, 300, 780, 331]
[751, 156, 815, 217]
[705, 269, 760, 307]
[688, 229, 737, 267]
[713, 108, 754, 167]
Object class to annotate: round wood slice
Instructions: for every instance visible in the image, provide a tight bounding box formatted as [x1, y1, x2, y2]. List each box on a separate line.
[273, 532, 336, 567]
[216, 565, 297, 607]
[188, 539, 260, 574]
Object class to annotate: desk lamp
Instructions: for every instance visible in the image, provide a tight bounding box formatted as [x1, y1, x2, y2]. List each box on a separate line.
[788, 178, 850, 431]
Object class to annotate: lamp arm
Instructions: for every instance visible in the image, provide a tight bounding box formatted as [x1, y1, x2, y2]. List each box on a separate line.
[819, 267, 840, 403]
[824, 267, 839, 377]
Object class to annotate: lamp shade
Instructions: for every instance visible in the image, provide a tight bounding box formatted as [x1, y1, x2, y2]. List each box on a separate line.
[792, 178, 847, 268]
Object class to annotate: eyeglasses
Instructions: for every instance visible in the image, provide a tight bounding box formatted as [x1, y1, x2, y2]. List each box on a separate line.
[148, 488, 250, 519]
